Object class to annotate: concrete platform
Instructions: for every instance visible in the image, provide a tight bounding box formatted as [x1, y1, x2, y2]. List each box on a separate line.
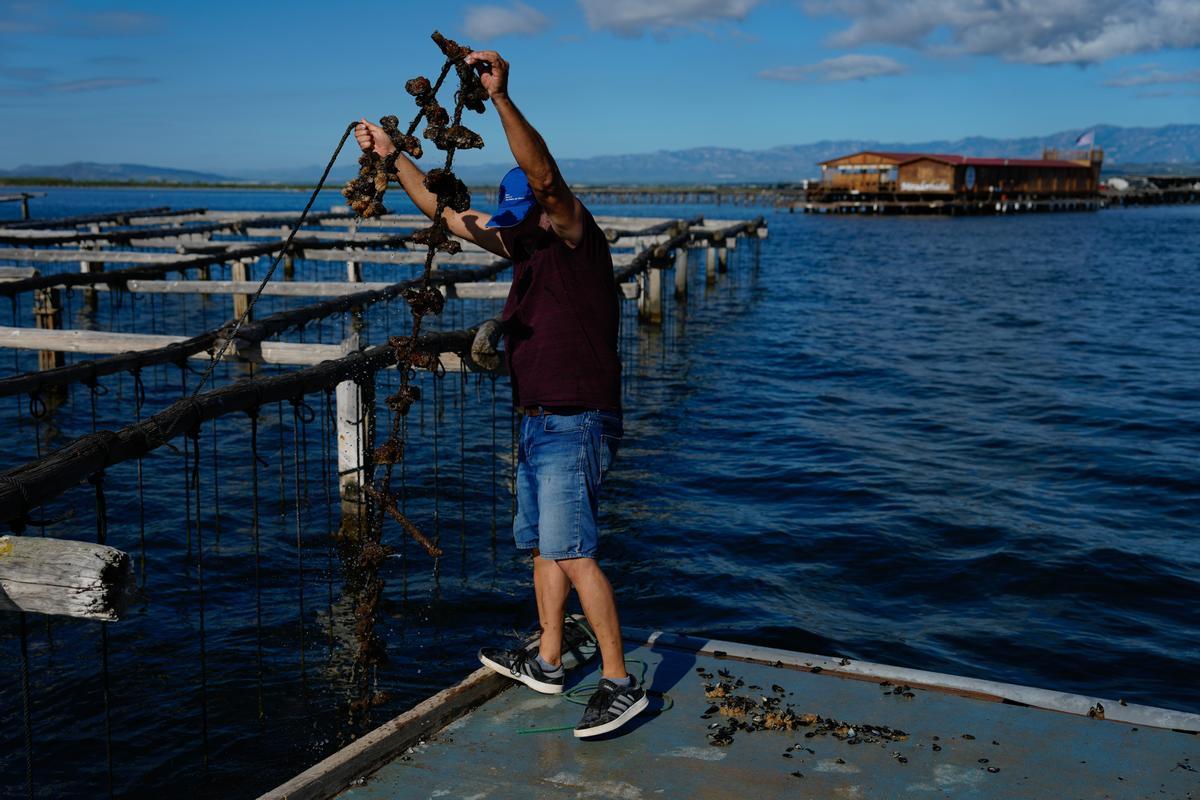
[330, 632, 1199, 800]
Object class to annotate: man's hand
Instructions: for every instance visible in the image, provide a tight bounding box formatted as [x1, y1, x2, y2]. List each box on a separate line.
[355, 118, 396, 158]
[465, 51, 509, 100]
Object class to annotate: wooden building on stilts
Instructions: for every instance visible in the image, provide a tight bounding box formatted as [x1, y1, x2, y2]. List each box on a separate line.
[805, 147, 1105, 215]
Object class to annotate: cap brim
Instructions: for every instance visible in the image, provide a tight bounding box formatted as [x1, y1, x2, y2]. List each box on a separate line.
[485, 200, 536, 229]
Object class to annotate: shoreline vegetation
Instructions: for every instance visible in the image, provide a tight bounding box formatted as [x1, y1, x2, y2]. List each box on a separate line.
[3, 163, 1197, 194]
[0, 177, 807, 192]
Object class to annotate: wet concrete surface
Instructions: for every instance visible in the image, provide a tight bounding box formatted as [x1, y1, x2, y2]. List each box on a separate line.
[339, 638, 1199, 799]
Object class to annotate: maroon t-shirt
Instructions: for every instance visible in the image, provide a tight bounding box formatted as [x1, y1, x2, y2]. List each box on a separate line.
[499, 205, 621, 412]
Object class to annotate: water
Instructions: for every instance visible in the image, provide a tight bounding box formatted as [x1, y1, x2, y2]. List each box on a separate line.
[1, 188, 1197, 798]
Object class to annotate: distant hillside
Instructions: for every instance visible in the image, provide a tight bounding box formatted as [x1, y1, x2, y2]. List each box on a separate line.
[4, 124, 1198, 186]
[271, 123, 1200, 186]
[0, 161, 233, 183]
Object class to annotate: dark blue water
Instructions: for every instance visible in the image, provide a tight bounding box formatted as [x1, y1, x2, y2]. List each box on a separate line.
[1, 188, 1197, 798]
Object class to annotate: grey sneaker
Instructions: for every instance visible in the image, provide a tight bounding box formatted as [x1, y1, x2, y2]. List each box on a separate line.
[478, 647, 564, 694]
[573, 675, 649, 738]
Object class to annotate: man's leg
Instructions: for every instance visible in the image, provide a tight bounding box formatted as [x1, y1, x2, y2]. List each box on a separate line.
[533, 551, 570, 666]
[557, 557, 626, 679]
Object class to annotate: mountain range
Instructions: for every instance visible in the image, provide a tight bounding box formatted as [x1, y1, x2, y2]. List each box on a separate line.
[3, 124, 1197, 186]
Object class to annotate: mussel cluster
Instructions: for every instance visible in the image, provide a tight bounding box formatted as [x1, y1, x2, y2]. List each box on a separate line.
[344, 32, 493, 729]
[697, 666, 909, 754]
[342, 31, 485, 220]
[370, 30, 491, 526]
[342, 115, 417, 218]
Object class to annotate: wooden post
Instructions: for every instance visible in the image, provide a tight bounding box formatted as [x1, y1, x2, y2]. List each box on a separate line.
[336, 334, 374, 535]
[20, 193, 30, 220]
[32, 287, 64, 373]
[717, 243, 728, 274]
[645, 265, 663, 324]
[231, 259, 251, 319]
[706, 246, 717, 286]
[283, 251, 295, 281]
[81, 224, 104, 311]
[0, 535, 135, 621]
[673, 245, 688, 300]
[346, 259, 361, 283]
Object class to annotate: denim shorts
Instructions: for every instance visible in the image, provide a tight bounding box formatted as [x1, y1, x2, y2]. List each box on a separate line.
[513, 410, 623, 560]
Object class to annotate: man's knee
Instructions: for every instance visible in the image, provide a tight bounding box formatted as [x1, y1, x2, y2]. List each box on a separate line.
[556, 555, 598, 582]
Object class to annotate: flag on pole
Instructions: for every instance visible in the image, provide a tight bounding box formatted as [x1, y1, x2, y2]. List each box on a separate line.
[1074, 130, 1095, 148]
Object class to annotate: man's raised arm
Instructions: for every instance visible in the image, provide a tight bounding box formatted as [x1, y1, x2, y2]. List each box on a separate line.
[464, 50, 585, 246]
[353, 119, 509, 258]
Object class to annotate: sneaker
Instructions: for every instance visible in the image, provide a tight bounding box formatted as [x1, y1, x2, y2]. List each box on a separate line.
[478, 647, 564, 694]
[573, 675, 649, 738]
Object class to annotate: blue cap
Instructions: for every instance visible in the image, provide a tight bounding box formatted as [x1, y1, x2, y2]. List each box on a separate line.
[485, 166, 537, 228]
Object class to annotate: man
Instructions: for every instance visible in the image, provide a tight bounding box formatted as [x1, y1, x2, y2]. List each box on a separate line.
[355, 49, 646, 739]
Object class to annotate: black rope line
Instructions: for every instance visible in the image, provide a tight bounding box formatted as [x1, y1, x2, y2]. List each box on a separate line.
[459, 359, 467, 579]
[211, 417, 222, 548]
[248, 409, 265, 722]
[18, 610, 34, 800]
[290, 397, 307, 678]
[322, 389, 335, 658]
[88, 471, 114, 800]
[490, 373, 497, 547]
[188, 426, 210, 770]
[189, 121, 360, 398]
[131, 368, 147, 585]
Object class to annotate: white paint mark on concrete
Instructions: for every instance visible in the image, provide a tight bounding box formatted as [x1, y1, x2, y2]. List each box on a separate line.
[490, 695, 561, 724]
[812, 758, 861, 774]
[545, 771, 644, 799]
[907, 763, 986, 792]
[662, 745, 727, 762]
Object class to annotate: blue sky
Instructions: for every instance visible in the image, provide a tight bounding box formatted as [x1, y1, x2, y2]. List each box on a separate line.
[1, 0, 1197, 173]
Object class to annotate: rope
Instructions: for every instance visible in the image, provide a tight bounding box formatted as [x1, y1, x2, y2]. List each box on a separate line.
[248, 408, 265, 722]
[291, 397, 307, 677]
[88, 471, 115, 798]
[18, 611, 34, 800]
[189, 121, 360, 397]
[188, 425, 211, 768]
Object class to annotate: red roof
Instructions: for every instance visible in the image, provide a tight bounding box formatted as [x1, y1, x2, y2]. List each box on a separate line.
[822, 150, 1090, 170]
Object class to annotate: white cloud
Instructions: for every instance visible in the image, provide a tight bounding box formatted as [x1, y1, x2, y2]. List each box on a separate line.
[463, 2, 551, 40]
[760, 53, 907, 82]
[579, 0, 759, 36]
[1105, 65, 1200, 87]
[802, 0, 1200, 65]
[50, 77, 155, 92]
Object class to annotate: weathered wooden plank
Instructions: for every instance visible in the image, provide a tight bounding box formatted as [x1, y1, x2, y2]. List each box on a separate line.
[0, 535, 135, 621]
[256, 617, 595, 800]
[0, 206, 185, 231]
[0, 266, 38, 280]
[0, 248, 197, 264]
[0, 262, 508, 398]
[0, 241, 285, 296]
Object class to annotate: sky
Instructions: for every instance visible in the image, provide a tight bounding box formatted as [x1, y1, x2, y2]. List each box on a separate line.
[1, 0, 1198, 174]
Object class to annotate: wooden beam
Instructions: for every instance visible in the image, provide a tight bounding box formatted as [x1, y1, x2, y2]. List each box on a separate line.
[0, 206, 185, 231]
[0, 327, 488, 369]
[0, 535, 135, 621]
[256, 616, 596, 800]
